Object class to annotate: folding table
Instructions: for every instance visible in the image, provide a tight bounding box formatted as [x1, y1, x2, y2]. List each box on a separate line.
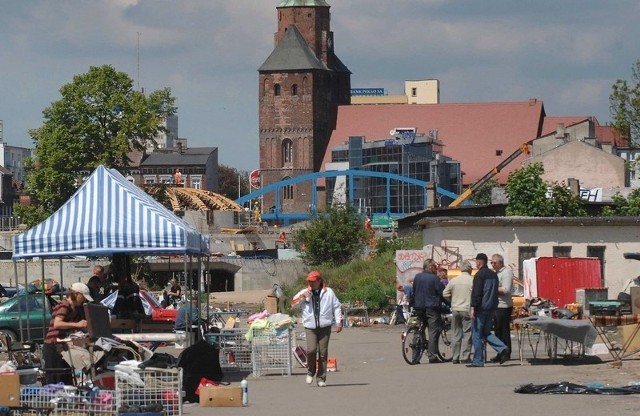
[588, 314, 640, 363]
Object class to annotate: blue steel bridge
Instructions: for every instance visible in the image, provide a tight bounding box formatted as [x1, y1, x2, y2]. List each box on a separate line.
[235, 169, 458, 225]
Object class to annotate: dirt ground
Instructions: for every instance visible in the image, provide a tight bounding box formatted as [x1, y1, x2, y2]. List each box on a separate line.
[179, 324, 640, 416]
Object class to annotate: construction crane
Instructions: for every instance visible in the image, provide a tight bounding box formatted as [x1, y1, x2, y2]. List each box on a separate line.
[448, 142, 532, 208]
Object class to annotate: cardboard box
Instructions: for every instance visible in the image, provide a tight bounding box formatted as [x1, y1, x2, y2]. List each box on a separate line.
[200, 386, 243, 407]
[264, 295, 278, 314]
[0, 373, 20, 407]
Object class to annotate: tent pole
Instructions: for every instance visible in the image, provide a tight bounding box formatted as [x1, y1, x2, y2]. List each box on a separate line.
[59, 258, 64, 289]
[183, 255, 190, 348]
[205, 256, 210, 326]
[198, 256, 204, 336]
[12, 260, 23, 342]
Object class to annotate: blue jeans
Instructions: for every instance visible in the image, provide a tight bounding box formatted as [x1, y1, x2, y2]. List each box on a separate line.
[472, 311, 507, 366]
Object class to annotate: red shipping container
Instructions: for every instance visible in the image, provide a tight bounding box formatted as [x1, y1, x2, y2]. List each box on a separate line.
[523, 257, 602, 307]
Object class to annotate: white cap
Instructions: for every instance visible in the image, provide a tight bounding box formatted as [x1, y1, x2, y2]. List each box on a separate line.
[70, 282, 93, 302]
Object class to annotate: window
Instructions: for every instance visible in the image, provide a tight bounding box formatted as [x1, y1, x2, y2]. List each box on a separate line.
[283, 184, 294, 200]
[191, 177, 201, 190]
[411, 87, 417, 97]
[274, 84, 281, 96]
[291, 84, 298, 96]
[282, 139, 293, 165]
[518, 246, 537, 277]
[553, 246, 572, 258]
[496, 150, 503, 156]
[281, 176, 293, 200]
[587, 246, 606, 286]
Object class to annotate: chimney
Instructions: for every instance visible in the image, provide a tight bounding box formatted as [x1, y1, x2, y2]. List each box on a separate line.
[555, 123, 566, 140]
[567, 178, 580, 196]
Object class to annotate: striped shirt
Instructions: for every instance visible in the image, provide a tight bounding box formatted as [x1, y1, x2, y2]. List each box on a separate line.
[44, 299, 85, 345]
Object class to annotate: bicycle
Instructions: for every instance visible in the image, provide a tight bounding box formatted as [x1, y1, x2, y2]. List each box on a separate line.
[401, 309, 453, 365]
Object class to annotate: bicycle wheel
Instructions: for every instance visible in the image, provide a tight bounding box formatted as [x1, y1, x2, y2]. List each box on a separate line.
[402, 326, 423, 365]
[436, 327, 453, 362]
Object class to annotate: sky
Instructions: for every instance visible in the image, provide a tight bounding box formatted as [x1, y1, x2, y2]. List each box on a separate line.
[1, 0, 639, 172]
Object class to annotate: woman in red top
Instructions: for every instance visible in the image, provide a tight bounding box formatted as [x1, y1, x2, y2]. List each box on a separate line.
[42, 282, 92, 384]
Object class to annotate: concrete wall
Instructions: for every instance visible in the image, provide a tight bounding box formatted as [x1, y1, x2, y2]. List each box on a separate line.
[526, 140, 625, 189]
[532, 120, 593, 156]
[1, 257, 306, 291]
[213, 258, 305, 291]
[0, 259, 103, 286]
[421, 219, 640, 296]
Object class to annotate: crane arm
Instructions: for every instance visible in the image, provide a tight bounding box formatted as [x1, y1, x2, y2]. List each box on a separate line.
[448, 142, 531, 207]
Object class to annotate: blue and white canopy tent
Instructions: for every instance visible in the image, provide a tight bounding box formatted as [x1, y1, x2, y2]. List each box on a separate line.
[12, 165, 210, 341]
[13, 165, 209, 259]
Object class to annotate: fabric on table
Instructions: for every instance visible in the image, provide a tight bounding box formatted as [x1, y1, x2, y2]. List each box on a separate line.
[513, 316, 597, 348]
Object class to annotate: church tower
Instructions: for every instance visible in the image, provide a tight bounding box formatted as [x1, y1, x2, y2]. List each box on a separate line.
[258, 0, 351, 216]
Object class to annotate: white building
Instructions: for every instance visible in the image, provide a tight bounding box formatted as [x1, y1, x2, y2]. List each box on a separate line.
[418, 216, 640, 295]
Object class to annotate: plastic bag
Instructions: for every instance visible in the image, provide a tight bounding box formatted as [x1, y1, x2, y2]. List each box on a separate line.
[515, 381, 640, 395]
[195, 377, 219, 395]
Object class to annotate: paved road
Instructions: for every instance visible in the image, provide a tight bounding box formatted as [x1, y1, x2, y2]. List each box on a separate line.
[176, 325, 640, 416]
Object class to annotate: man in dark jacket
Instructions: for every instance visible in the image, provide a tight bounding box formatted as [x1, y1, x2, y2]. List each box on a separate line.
[467, 253, 509, 368]
[412, 259, 445, 363]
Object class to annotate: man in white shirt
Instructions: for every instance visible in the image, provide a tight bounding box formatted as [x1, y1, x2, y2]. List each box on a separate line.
[491, 254, 513, 362]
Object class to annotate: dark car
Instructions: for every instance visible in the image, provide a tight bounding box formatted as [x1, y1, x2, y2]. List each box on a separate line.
[0, 293, 60, 343]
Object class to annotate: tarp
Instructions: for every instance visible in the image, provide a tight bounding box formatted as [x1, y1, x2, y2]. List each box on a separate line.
[13, 165, 210, 259]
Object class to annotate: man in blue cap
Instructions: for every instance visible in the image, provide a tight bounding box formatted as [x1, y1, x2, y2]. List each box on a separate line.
[467, 253, 509, 368]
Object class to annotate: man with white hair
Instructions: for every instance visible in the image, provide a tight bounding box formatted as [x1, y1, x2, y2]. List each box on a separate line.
[491, 253, 513, 362]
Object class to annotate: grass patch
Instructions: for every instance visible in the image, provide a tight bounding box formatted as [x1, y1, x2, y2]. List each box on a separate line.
[282, 233, 422, 314]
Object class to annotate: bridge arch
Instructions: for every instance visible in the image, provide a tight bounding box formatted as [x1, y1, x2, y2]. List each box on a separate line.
[235, 170, 458, 222]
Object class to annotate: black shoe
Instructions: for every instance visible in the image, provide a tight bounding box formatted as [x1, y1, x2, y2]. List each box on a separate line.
[489, 355, 500, 363]
[428, 358, 440, 364]
[499, 348, 510, 364]
[452, 360, 460, 364]
[460, 359, 472, 364]
[465, 363, 483, 368]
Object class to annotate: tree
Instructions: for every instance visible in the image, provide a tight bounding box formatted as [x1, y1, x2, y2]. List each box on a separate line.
[610, 60, 640, 144]
[602, 189, 640, 216]
[544, 182, 587, 217]
[472, 179, 500, 205]
[293, 204, 367, 266]
[16, 65, 176, 226]
[504, 163, 549, 216]
[504, 162, 586, 216]
[217, 165, 250, 200]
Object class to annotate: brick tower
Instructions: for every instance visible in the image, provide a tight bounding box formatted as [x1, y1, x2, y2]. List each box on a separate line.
[258, 0, 351, 217]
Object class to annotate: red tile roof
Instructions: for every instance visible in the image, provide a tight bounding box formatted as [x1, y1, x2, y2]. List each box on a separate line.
[596, 125, 626, 146]
[325, 100, 546, 184]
